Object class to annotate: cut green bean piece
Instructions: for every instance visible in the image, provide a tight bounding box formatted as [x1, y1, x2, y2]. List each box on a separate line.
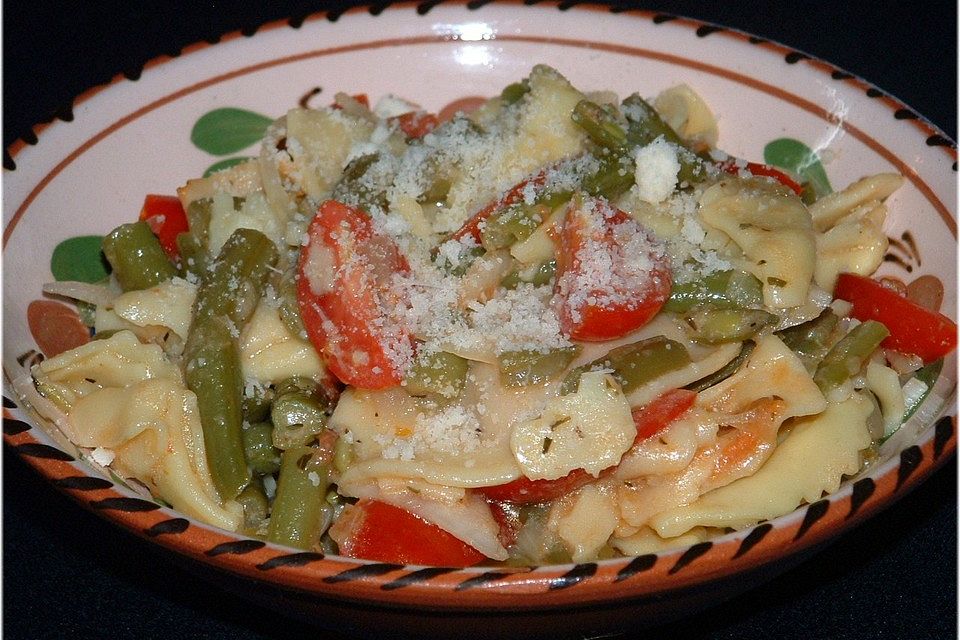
[268, 447, 330, 550]
[501, 80, 530, 105]
[621, 94, 707, 184]
[277, 269, 306, 337]
[581, 153, 636, 200]
[102, 222, 178, 291]
[236, 478, 269, 533]
[193, 228, 280, 328]
[778, 309, 839, 362]
[332, 153, 388, 213]
[571, 100, 628, 150]
[242, 383, 274, 423]
[685, 341, 756, 392]
[813, 320, 890, 394]
[665, 270, 765, 313]
[271, 387, 329, 450]
[176, 231, 210, 278]
[561, 336, 691, 396]
[684, 307, 778, 344]
[183, 315, 248, 500]
[185, 199, 212, 245]
[242, 422, 281, 475]
[501, 259, 557, 290]
[405, 350, 470, 398]
[481, 190, 570, 250]
[498, 346, 581, 388]
[439, 244, 485, 277]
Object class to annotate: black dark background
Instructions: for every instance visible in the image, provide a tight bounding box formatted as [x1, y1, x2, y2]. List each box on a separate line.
[3, 1, 956, 638]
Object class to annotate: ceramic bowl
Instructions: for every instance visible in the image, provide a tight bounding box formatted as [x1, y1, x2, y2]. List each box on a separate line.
[3, 3, 956, 638]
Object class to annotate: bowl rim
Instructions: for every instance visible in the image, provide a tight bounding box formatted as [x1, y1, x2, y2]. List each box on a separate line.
[3, 0, 957, 611]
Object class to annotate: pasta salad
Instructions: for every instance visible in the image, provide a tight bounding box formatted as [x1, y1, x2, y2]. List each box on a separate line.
[24, 65, 957, 566]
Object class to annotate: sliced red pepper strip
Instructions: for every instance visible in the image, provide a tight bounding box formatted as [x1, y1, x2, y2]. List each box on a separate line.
[138, 194, 189, 261]
[834, 273, 957, 363]
[333, 499, 487, 566]
[721, 159, 804, 196]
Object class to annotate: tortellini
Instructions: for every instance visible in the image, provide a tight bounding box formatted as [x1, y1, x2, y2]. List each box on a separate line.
[699, 178, 816, 308]
[653, 84, 719, 150]
[813, 199, 888, 291]
[31, 331, 241, 530]
[109, 277, 197, 340]
[511, 372, 635, 480]
[649, 393, 873, 537]
[238, 299, 326, 385]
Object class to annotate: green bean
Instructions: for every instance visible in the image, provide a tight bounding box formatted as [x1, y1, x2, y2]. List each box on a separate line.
[561, 336, 690, 396]
[581, 152, 636, 201]
[814, 320, 890, 394]
[498, 346, 581, 387]
[685, 341, 756, 392]
[183, 315, 248, 500]
[236, 478, 269, 533]
[332, 153, 388, 213]
[193, 228, 280, 328]
[439, 244, 485, 277]
[665, 270, 765, 313]
[277, 268, 306, 338]
[271, 377, 329, 450]
[571, 100, 628, 150]
[501, 259, 557, 290]
[481, 190, 570, 250]
[242, 422, 281, 475]
[185, 199, 212, 246]
[621, 94, 707, 184]
[778, 309, 839, 363]
[405, 350, 470, 398]
[501, 80, 530, 105]
[242, 383, 274, 423]
[268, 447, 330, 550]
[333, 435, 354, 475]
[176, 231, 210, 278]
[684, 307, 778, 344]
[101, 222, 178, 291]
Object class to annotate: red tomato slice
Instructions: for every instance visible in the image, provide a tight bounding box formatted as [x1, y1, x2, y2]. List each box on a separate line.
[332, 500, 487, 566]
[139, 194, 189, 261]
[554, 197, 671, 341]
[721, 159, 804, 196]
[389, 111, 440, 138]
[834, 273, 957, 363]
[297, 200, 412, 388]
[478, 389, 696, 505]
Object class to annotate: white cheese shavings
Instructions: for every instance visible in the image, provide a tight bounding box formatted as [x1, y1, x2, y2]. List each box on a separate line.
[375, 404, 483, 461]
[633, 136, 681, 204]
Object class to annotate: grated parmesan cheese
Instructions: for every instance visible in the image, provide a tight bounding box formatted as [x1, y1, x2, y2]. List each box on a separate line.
[633, 137, 681, 204]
